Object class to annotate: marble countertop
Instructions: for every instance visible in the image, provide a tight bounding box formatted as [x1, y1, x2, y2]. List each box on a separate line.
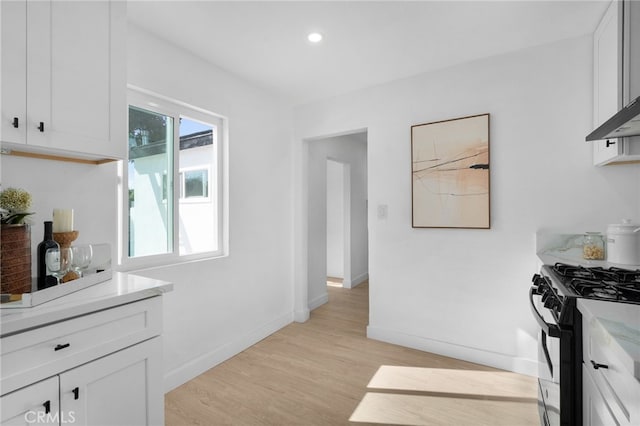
[0, 272, 173, 337]
[578, 299, 640, 380]
[536, 231, 640, 269]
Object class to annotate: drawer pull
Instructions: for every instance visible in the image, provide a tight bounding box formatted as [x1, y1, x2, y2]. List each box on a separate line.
[12, 117, 19, 128]
[43, 400, 51, 414]
[54, 343, 70, 351]
[72, 387, 79, 400]
[37, 121, 44, 132]
[590, 360, 609, 370]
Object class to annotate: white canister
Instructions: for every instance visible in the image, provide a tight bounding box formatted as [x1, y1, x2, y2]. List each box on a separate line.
[606, 219, 640, 265]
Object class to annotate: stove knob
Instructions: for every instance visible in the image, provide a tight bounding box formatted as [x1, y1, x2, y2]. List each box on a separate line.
[532, 274, 546, 289]
[541, 289, 550, 302]
[543, 296, 556, 309]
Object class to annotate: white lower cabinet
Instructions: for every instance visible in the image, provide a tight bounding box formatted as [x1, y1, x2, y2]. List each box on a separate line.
[0, 297, 164, 426]
[60, 337, 163, 426]
[0, 376, 59, 426]
[581, 304, 640, 426]
[583, 364, 618, 426]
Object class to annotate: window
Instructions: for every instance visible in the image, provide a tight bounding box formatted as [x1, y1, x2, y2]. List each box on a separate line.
[180, 168, 209, 199]
[121, 88, 226, 267]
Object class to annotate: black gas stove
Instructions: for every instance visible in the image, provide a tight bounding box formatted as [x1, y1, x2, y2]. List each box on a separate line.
[530, 263, 640, 426]
[545, 263, 640, 304]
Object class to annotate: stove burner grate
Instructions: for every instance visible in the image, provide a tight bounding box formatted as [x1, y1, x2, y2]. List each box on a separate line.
[593, 288, 626, 300]
[553, 263, 640, 283]
[569, 278, 640, 302]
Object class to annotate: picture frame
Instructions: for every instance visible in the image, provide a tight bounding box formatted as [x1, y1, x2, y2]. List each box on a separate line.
[411, 113, 490, 229]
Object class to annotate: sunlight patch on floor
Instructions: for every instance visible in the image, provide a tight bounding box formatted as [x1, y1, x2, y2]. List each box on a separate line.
[367, 365, 538, 400]
[326, 276, 343, 288]
[350, 366, 539, 425]
[349, 392, 539, 426]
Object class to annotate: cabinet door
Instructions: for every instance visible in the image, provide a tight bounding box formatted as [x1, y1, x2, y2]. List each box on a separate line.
[0, 0, 27, 145]
[27, 0, 126, 158]
[583, 364, 619, 426]
[0, 376, 59, 426]
[593, 0, 624, 165]
[623, 0, 640, 101]
[59, 337, 164, 426]
[24, 0, 52, 149]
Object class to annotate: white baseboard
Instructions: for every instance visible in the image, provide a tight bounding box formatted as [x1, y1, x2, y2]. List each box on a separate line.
[294, 308, 310, 323]
[343, 272, 368, 289]
[308, 292, 329, 311]
[163, 311, 293, 392]
[367, 325, 538, 377]
[351, 272, 369, 288]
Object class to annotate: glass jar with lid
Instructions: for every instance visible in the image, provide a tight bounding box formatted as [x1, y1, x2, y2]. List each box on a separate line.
[583, 232, 605, 260]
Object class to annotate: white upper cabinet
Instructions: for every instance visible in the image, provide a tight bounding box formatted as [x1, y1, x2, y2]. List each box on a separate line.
[592, 0, 640, 165]
[592, 0, 622, 165]
[0, 0, 126, 161]
[0, 1, 27, 148]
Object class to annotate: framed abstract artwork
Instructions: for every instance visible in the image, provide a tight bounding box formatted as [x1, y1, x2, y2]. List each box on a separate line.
[411, 113, 490, 228]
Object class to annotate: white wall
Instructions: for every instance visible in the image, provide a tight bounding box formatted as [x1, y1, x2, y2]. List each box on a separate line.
[125, 25, 294, 390]
[294, 35, 640, 375]
[178, 145, 218, 255]
[326, 159, 344, 278]
[129, 153, 170, 257]
[307, 133, 369, 309]
[1, 159, 119, 276]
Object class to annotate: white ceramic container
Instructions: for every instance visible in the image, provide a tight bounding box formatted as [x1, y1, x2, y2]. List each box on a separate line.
[606, 219, 640, 265]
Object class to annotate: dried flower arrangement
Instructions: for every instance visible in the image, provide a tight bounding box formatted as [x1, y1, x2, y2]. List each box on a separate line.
[0, 187, 34, 225]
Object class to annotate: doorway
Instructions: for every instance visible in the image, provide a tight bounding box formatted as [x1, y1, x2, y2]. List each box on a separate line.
[304, 130, 368, 312]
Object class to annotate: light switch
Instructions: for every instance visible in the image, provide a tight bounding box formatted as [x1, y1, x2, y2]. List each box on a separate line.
[377, 204, 388, 220]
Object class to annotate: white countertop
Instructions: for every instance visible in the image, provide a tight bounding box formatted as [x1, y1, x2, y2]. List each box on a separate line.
[0, 272, 173, 337]
[578, 299, 640, 380]
[536, 231, 640, 269]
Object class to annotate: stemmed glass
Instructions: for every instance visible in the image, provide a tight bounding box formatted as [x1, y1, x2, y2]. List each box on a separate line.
[45, 247, 73, 284]
[71, 244, 93, 278]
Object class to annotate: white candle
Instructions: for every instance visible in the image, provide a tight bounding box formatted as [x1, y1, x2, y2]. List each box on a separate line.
[53, 208, 74, 232]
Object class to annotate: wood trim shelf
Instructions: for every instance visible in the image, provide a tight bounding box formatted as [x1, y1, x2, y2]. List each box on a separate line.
[0, 149, 117, 165]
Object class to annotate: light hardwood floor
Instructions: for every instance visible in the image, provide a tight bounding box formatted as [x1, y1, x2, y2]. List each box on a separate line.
[165, 281, 539, 425]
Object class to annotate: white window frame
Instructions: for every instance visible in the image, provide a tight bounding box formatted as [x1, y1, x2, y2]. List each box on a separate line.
[118, 86, 228, 270]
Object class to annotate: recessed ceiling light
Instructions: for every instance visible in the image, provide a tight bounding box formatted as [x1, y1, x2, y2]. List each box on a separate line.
[308, 32, 323, 43]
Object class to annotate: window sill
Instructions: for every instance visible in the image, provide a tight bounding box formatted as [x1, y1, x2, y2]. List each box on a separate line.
[117, 251, 228, 273]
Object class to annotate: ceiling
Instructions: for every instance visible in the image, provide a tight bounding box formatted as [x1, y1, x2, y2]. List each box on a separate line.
[127, 1, 610, 106]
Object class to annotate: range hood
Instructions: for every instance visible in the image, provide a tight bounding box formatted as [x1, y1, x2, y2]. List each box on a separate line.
[587, 96, 640, 141]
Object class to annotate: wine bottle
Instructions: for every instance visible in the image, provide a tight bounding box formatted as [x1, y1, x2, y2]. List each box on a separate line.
[37, 221, 59, 290]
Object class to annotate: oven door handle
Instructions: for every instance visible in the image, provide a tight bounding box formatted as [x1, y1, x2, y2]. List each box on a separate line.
[529, 287, 561, 338]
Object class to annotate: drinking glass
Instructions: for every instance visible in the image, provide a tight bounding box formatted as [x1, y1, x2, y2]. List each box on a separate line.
[71, 244, 93, 277]
[45, 247, 73, 284]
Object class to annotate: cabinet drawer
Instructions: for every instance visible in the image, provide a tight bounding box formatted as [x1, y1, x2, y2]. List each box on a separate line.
[0, 297, 161, 396]
[585, 317, 640, 424]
